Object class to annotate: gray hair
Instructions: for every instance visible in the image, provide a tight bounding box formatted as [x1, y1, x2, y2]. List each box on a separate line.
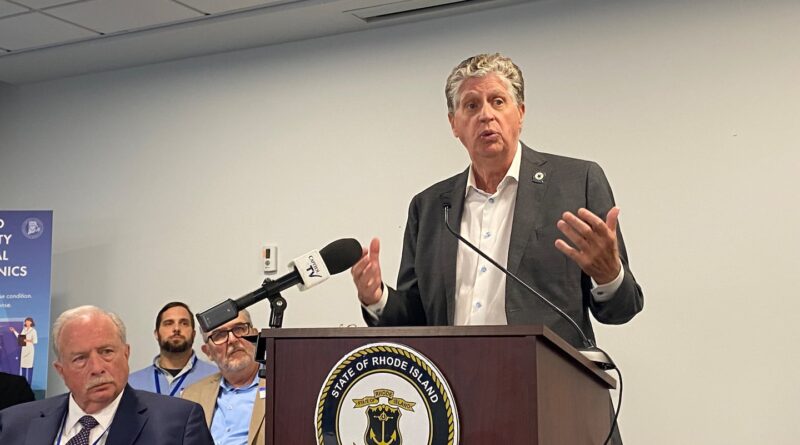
[52, 305, 127, 359]
[200, 308, 253, 341]
[445, 53, 525, 114]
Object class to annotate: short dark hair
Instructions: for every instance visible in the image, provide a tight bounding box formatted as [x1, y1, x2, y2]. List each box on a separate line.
[155, 302, 195, 330]
[24, 317, 35, 327]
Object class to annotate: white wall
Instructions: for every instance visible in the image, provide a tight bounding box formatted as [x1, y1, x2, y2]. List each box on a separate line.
[1, 0, 799, 443]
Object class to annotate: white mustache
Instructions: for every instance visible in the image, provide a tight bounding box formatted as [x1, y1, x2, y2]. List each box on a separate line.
[85, 375, 115, 391]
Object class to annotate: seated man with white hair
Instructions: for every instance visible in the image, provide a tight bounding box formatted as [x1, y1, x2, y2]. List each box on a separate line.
[0, 305, 214, 445]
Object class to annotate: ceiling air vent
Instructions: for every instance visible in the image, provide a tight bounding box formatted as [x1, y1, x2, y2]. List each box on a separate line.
[347, 0, 500, 23]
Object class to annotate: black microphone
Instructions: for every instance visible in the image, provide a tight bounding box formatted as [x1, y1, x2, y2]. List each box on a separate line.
[197, 238, 362, 332]
[440, 198, 615, 370]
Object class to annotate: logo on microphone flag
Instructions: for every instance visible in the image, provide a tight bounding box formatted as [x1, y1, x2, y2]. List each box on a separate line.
[291, 250, 330, 290]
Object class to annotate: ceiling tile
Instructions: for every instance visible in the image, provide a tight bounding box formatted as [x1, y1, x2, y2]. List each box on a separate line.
[177, 0, 285, 15]
[0, 1, 30, 18]
[0, 12, 96, 51]
[47, 0, 202, 34]
[14, 0, 81, 8]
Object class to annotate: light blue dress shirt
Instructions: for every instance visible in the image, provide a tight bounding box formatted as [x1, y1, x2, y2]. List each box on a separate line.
[209, 373, 259, 445]
[128, 351, 218, 397]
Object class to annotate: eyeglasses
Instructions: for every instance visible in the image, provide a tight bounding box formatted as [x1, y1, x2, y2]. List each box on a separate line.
[206, 323, 253, 345]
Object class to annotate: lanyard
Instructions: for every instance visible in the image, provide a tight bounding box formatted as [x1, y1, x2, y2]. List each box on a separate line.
[153, 356, 196, 396]
[55, 411, 109, 445]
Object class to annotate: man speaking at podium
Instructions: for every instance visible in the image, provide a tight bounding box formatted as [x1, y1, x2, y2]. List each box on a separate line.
[351, 53, 644, 352]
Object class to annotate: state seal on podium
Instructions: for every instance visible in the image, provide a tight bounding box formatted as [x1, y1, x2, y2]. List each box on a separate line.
[315, 342, 459, 445]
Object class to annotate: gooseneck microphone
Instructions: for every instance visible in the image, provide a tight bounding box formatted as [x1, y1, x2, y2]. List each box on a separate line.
[197, 238, 362, 332]
[441, 199, 615, 369]
[443, 199, 621, 445]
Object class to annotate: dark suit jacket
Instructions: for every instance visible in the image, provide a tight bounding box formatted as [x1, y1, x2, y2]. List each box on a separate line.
[0, 372, 35, 411]
[0, 384, 214, 445]
[368, 144, 644, 348]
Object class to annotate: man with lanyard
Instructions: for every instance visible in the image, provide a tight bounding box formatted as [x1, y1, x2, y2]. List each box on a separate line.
[0, 305, 213, 445]
[129, 302, 217, 397]
[182, 309, 265, 445]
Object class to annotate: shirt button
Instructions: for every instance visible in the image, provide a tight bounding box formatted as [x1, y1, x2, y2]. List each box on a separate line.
[484, 231, 491, 238]
[488, 198, 495, 203]
[480, 266, 487, 273]
[475, 302, 482, 309]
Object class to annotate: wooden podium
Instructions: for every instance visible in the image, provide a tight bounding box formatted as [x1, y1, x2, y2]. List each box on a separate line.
[258, 325, 616, 444]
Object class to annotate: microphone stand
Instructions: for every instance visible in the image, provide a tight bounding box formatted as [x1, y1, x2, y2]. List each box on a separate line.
[255, 277, 285, 378]
[266, 280, 287, 329]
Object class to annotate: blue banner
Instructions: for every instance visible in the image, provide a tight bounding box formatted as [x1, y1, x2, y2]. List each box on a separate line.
[0, 210, 53, 398]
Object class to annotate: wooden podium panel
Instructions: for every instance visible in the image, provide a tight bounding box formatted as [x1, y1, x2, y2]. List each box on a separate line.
[259, 325, 615, 444]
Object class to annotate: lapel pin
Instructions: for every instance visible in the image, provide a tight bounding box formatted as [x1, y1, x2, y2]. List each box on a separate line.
[533, 171, 545, 183]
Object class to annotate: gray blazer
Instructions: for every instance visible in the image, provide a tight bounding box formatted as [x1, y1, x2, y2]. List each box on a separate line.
[367, 144, 644, 348]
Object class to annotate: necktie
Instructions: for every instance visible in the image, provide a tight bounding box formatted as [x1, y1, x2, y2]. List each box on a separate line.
[65, 415, 99, 445]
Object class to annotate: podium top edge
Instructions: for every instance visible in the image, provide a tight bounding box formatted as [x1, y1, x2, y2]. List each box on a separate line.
[259, 324, 549, 338]
[258, 325, 615, 388]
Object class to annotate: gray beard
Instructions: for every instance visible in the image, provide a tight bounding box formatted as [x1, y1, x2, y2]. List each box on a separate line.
[217, 347, 254, 373]
[220, 360, 250, 373]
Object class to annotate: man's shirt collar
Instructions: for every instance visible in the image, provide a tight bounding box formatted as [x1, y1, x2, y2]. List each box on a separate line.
[65, 386, 125, 437]
[219, 370, 260, 393]
[466, 141, 522, 196]
[153, 350, 198, 377]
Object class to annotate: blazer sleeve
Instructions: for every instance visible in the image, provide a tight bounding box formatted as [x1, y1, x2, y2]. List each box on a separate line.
[181, 402, 214, 445]
[361, 195, 427, 326]
[585, 161, 644, 324]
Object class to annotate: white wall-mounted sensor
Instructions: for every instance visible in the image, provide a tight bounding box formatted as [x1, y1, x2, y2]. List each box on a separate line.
[263, 245, 278, 274]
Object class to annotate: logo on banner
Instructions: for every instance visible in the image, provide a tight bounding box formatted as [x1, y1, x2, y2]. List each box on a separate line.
[21, 218, 44, 240]
[315, 343, 459, 445]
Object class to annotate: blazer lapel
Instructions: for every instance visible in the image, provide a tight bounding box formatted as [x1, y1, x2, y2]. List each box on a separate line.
[25, 395, 68, 445]
[107, 386, 146, 445]
[440, 169, 468, 325]
[507, 145, 551, 275]
[199, 374, 222, 427]
[247, 378, 266, 445]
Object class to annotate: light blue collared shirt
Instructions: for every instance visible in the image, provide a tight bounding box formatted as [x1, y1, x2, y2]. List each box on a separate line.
[128, 351, 218, 397]
[209, 373, 259, 445]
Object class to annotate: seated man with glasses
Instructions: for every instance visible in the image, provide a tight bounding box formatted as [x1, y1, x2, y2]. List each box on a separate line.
[182, 309, 265, 445]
